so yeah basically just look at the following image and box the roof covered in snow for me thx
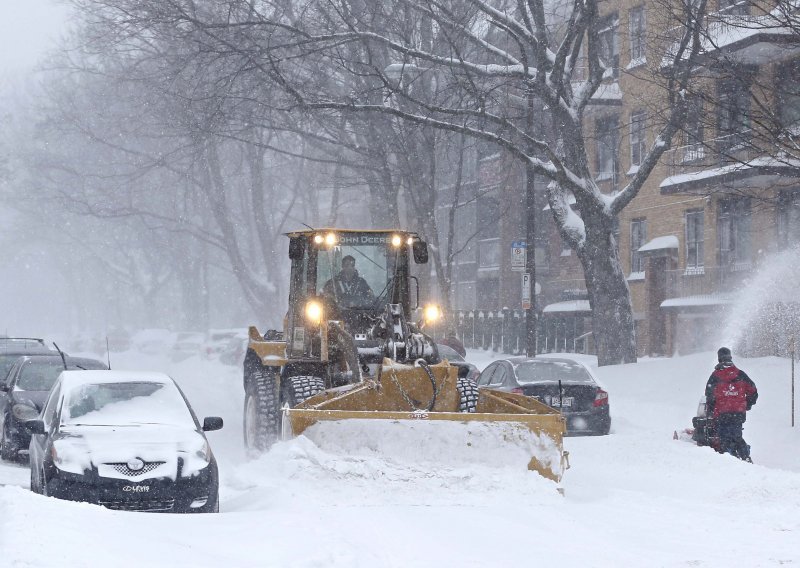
[59,370,174,389]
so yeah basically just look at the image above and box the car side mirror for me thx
[289,237,306,260]
[412,240,429,264]
[25,419,46,435]
[202,416,224,432]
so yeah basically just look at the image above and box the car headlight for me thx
[12,404,39,422]
[196,440,212,463]
[50,442,88,475]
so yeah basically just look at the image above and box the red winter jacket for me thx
[704,364,758,419]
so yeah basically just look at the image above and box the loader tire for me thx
[243,367,280,452]
[285,376,326,406]
[457,377,479,413]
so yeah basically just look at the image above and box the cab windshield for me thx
[316,238,398,309]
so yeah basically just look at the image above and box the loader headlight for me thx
[324,232,337,246]
[313,234,324,244]
[423,304,442,324]
[390,234,403,247]
[305,300,323,325]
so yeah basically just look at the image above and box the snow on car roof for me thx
[58,370,174,388]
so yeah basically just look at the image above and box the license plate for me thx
[122,485,151,493]
[549,396,573,408]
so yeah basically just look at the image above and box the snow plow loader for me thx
[243,229,568,482]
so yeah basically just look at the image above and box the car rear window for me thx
[437,345,465,361]
[514,360,595,384]
[63,381,196,427]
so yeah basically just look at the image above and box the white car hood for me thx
[53,424,209,479]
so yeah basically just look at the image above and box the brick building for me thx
[441,0,800,356]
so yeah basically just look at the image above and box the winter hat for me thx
[717,346,733,363]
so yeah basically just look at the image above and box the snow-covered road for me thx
[1,350,799,567]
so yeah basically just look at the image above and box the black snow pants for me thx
[716,413,750,460]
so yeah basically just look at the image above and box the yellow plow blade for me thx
[283,360,569,483]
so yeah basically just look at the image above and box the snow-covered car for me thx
[26,370,222,513]
[171,332,205,363]
[477,357,610,435]
[204,328,244,360]
[0,354,107,461]
[132,328,175,356]
[219,333,248,366]
[436,344,480,382]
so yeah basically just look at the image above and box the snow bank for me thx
[2,347,800,567]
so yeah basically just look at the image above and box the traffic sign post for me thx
[511,241,527,271]
[521,272,531,310]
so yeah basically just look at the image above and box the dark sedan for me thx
[0,338,53,383]
[436,344,480,382]
[27,370,222,513]
[477,357,610,435]
[0,354,107,461]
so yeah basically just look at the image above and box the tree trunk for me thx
[577,210,637,365]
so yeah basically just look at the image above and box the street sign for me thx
[522,272,531,310]
[511,241,527,271]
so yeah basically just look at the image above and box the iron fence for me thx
[452,310,595,356]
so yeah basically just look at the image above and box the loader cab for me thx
[286,230,428,358]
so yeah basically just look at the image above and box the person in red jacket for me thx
[704,347,758,462]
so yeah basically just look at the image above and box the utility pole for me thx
[525,84,537,358]
[791,335,795,428]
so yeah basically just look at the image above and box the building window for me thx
[630,218,647,273]
[777,189,800,249]
[596,115,619,184]
[478,238,501,269]
[718,0,750,15]
[629,6,646,63]
[630,110,647,170]
[779,61,800,131]
[717,78,750,152]
[684,96,705,161]
[718,197,752,270]
[456,280,477,310]
[685,210,705,272]
[598,14,620,80]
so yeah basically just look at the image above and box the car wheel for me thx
[456,377,479,413]
[0,420,18,462]
[243,366,280,452]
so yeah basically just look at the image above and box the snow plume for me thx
[720,245,800,356]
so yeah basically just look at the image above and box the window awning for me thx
[638,235,679,257]
[660,294,733,310]
[542,300,591,314]
[660,156,800,194]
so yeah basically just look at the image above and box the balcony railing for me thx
[665,263,752,299]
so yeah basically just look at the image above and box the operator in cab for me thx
[322,255,375,309]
